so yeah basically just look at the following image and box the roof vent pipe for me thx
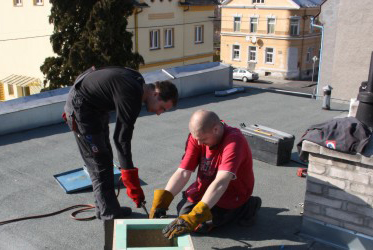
[356,51,373,128]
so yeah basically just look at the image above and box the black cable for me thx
[0,177,123,225]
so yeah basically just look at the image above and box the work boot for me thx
[113,207,132,219]
[238,196,261,227]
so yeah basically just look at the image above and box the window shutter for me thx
[150,31,152,48]
[194,26,197,42]
[157,29,160,48]
[172,28,174,47]
[163,29,166,47]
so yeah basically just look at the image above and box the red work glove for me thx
[62,112,67,122]
[121,168,145,208]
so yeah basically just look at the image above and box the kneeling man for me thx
[150,110,261,239]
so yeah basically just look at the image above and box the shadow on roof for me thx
[194,207,305,245]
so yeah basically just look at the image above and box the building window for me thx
[8,84,14,95]
[265,47,274,64]
[164,28,174,48]
[267,18,275,34]
[34,0,43,5]
[290,18,300,36]
[248,46,257,62]
[306,47,314,63]
[250,17,258,33]
[150,30,160,50]
[195,25,204,44]
[21,87,30,96]
[14,0,22,6]
[234,16,241,32]
[232,45,240,60]
[252,0,264,3]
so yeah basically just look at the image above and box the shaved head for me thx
[189,110,221,135]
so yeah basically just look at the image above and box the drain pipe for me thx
[310,16,324,100]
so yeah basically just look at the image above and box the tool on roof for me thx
[141,201,149,217]
[240,123,295,166]
[54,164,122,194]
[297,168,308,177]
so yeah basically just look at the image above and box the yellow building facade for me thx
[0,84,4,102]
[221,0,322,79]
[0,0,216,101]
[128,0,217,73]
[0,0,51,101]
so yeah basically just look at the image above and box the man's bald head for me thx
[189,110,221,135]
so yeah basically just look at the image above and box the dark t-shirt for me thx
[76,67,144,169]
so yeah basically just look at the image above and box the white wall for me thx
[0,0,54,80]
[320,0,373,102]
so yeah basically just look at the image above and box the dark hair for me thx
[154,80,179,107]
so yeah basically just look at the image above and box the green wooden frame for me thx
[113,219,194,250]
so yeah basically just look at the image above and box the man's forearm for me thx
[165,168,191,197]
[201,171,233,208]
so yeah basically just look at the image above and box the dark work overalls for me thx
[64,67,144,220]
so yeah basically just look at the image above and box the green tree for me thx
[41,0,144,90]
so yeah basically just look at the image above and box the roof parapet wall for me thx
[0,62,232,135]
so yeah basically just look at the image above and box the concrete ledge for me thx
[302,140,373,164]
[300,217,373,250]
[0,87,69,135]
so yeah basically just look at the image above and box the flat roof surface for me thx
[0,88,347,250]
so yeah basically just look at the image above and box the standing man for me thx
[64,66,178,220]
[149,110,261,239]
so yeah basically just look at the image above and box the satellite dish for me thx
[251,36,257,44]
[245,36,251,41]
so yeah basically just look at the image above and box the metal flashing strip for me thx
[244,85,313,99]
[162,69,176,79]
[300,217,373,250]
[221,6,300,10]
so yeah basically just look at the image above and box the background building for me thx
[318,0,373,102]
[220,0,323,80]
[0,0,217,101]
[0,0,53,101]
[128,0,217,73]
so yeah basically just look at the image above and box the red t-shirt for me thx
[179,124,254,209]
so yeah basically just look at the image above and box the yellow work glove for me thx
[149,190,174,219]
[162,201,212,239]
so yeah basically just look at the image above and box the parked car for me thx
[233,68,259,82]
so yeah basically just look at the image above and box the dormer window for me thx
[14,0,22,6]
[34,0,43,6]
[252,0,264,3]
